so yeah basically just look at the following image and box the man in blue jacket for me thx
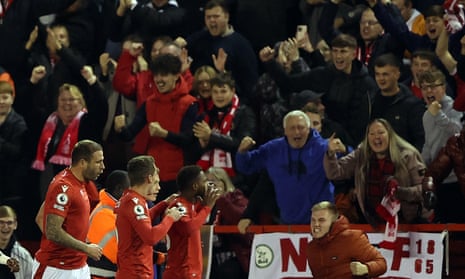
[236,110,335,232]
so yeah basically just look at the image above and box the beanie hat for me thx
[0,67,15,97]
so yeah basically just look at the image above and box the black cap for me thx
[289,90,324,110]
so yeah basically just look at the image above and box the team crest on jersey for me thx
[134,205,147,220]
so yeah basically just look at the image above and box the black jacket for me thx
[203,104,257,164]
[371,83,425,150]
[265,59,377,145]
[0,0,75,81]
[0,109,28,201]
[318,1,403,77]
[110,0,186,43]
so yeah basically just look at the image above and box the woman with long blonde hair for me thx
[205,167,251,279]
[324,118,431,225]
[30,66,108,201]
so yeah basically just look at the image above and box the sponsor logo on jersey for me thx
[134,205,148,220]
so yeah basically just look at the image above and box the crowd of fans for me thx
[2,0,465,277]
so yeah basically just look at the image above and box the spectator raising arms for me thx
[236,110,334,231]
[30,66,107,202]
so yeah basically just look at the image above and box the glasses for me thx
[420,83,444,91]
[360,20,379,26]
[0,220,15,227]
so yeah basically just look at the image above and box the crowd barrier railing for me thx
[213,223,465,234]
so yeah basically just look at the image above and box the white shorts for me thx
[32,259,90,279]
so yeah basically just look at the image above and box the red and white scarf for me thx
[197,95,239,177]
[376,176,401,249]
[0,0,13,18]
[32,110,86,171]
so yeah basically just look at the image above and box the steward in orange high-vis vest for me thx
[87,170,130,278]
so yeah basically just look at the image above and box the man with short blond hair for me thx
[307,201,387,279]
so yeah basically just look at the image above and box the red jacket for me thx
[113,50,194,106]
[453,73,465,112]
[113,51,196,162]
[426,128,465,197]
[143,77,196,181]
[307,215,387,279]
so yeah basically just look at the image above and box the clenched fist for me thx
[6,258,19,273]
[238,136,256,153]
